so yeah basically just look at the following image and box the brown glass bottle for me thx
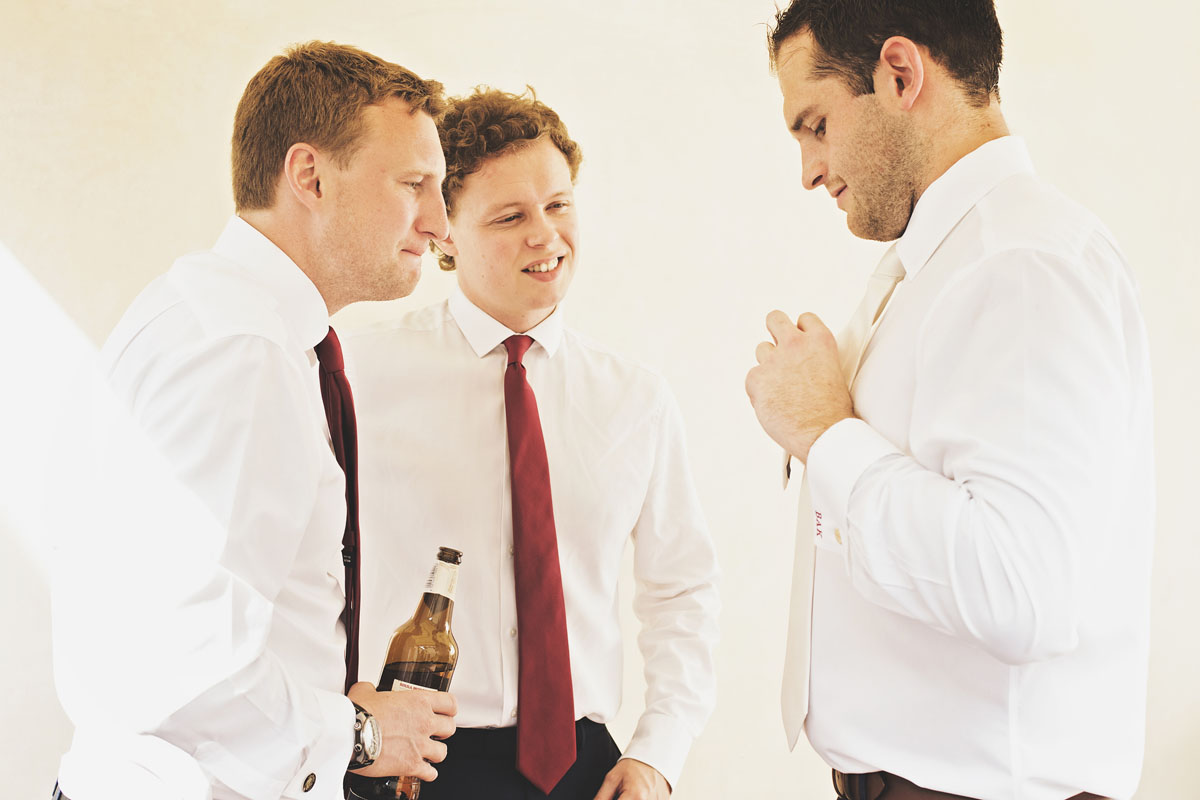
[346,547,462,800]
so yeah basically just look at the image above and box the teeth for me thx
[526,257,560,273]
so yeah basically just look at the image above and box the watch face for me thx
[363,713,381,760]
[351,705,380,767]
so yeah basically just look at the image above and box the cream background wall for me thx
[2,1,1197,797]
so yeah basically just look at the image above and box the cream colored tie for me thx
[781,245,905,749]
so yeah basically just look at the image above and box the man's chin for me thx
[847,211,908,243]
[370,268,421,303]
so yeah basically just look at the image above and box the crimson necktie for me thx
[503,335,576,793]
[315,327,361,695]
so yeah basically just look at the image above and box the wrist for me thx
[348,700,381,770]
[791,411,853,463]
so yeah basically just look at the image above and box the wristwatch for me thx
[349,702,381,769]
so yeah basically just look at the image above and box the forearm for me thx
[808,420,1080,663]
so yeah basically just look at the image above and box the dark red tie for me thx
[503,335,576,793]
[315,327,360,695]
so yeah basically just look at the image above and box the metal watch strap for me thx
[349,701,379,768]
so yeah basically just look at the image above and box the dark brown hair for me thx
[232,41,445,211]
[768,0,1003,107]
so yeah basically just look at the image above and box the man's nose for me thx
[802,147,827,191]
[525,212,558,247]
[418,193,449,241]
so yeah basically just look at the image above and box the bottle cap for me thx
[437,546,463,565]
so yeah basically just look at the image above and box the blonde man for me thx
[52,42,456,800]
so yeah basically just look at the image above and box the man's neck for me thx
[238,209,336,315]
[916,101,1010,201]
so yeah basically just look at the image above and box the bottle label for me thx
[392,679,437,693]
[424,561,458,600]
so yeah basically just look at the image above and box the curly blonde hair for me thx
[434,86,582,271]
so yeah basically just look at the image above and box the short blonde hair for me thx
[232,41,446,211]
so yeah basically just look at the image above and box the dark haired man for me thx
[51,42,456,799]
[745,2,1153,799]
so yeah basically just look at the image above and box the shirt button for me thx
[302,773,316,792]
[509,627,518,638]
[834,528,843,544]
[511,708,518,719]
[509,544,515,556]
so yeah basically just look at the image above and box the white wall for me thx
[2,1,1197,797]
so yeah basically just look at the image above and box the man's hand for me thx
[346,681,457,780]
[745,310,854,463]
[592,758,671,800]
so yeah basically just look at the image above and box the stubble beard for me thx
[847,104,923,243]
[322,220,422,308]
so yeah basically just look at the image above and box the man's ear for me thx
[876,36,925,111]
[282,142,323,210]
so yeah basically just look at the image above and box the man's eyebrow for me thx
[480,201,518,217]
[789,104,817,133]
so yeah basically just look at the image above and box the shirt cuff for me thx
[620,711,697,789]
[807,418,901,537]
[58,731,213,800]
[280,691,356,799]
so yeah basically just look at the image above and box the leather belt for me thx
[832,770,1109,800]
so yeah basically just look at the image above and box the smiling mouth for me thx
[523,257,562,274]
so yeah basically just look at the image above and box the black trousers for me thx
[420,718,621,800]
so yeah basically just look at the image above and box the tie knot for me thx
[873,246,906,281]
[504,334,533,367]
[315,327,344,372]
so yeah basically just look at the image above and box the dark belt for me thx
[832,769,1109,800]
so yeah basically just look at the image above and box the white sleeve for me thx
[620,383,720,787]
[807,246,1138,665]
[52,333,353,800]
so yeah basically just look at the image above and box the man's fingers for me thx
[411,760,438,782]
[754,341,775,364]
[591,771,621,800]
[795,311,828,333]
[430,714,456,740]
[764,309,793,340]
[429,691,457,715]
[422,738,448,764]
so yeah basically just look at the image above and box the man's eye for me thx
[496,214,519,224]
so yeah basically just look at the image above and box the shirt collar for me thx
[895,136,1035,278]
[211,215,330,351]
[448,286,565,360]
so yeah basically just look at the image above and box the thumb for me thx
[591,770,623,800]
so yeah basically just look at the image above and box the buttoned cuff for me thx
[620,712,697,789]
[280,691,356,799]
[807,418,901,542]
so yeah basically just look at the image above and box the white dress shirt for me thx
[53,216,355,800]
[344,289,720,787]
[802,137,1154,800]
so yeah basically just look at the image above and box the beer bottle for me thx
[347,546,462,800]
